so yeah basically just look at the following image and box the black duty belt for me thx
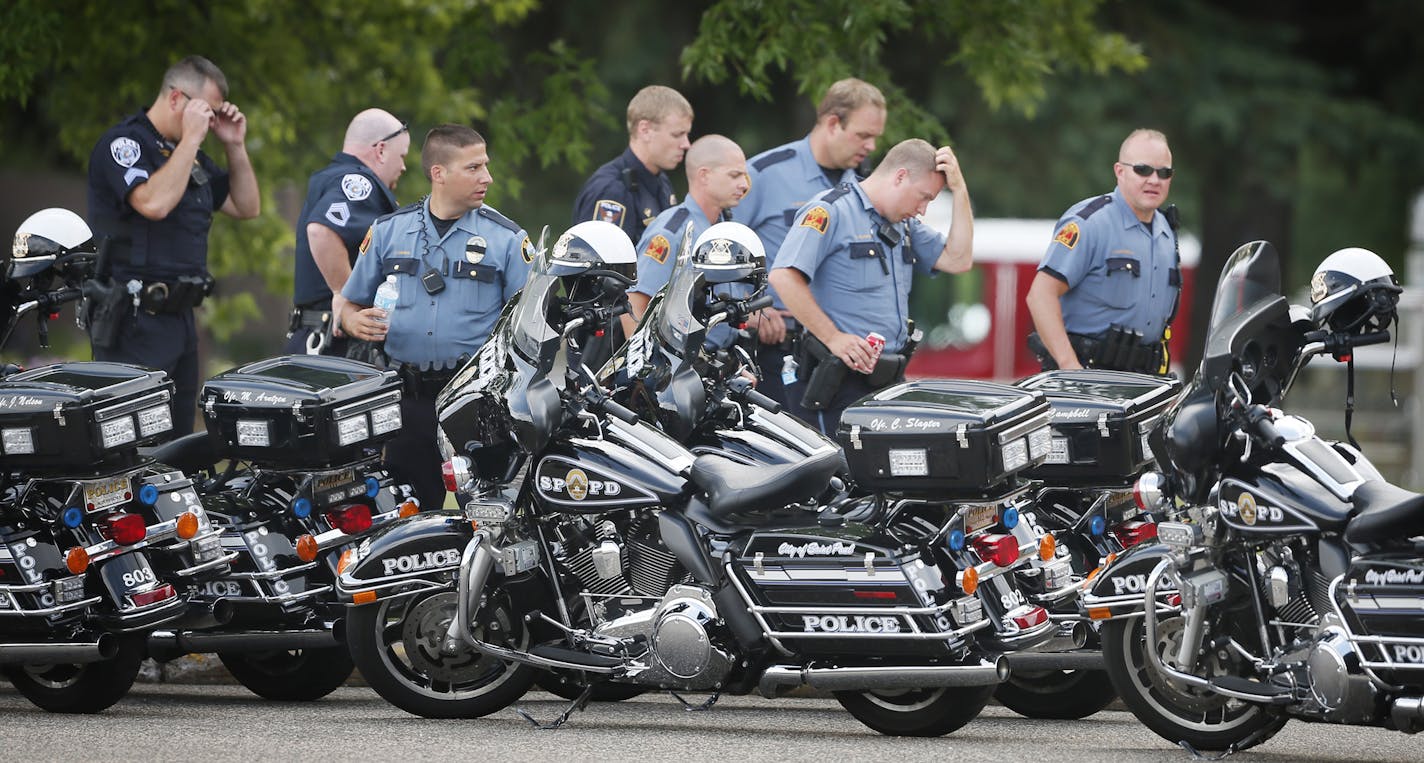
[288,305,333,334]
[128,274,215,315]
[1067,329,1165,375]
[394,363,460,400]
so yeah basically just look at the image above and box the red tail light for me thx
[852,590,898,600]
[326,504,373,535]
[131,583,176,607]
[1011,605,1049,629]
[1112,519,1158,548]
[971,533,1019,568]
[106,513,147,545]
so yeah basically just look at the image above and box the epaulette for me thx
[821,183,853,204]
[478,205,523,233]
[1076,194,1114,220]
[664,207,691,236]
[375,201,422,225]
[752,147,797,172]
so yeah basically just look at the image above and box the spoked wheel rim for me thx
[16,663,86,690]
[1120,615,1265,733]
[374,591,528,700]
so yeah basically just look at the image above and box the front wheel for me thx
[346,589,536,718]
[835,684,995,737]
[994,668,1117,719]
[2,634,145,714]
[219,647,354,701]
[1101,615,1287,752]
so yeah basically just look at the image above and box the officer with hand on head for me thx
[623,134,749,335]
[342,124,533,510]
[733,78,886,404]
[286,109,408,357]
[86,55,260,436]
[769,139,973,435]
[1026,128,1179,375]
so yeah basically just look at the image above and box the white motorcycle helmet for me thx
[1308,247,1402,334]
[549,220,637,305]
[691,221,766,284]
[8,208,95,279]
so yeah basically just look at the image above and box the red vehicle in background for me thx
[907,211,1199,381]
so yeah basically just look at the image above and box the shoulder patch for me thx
[644,235,671,264]
[665,207,691,236]
[1054,222,1080,250]
[752,147,797,172]
[821,183,853,204]
[358,225,374,255]
[110,137,142,168]
[521,235,534,264]
[341,173,373,201]
[594,199,626,227]
[1077,195,1113,220]
[478,205,522,233]
[800,205,830,235]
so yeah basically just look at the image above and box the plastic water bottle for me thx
[373,275,399,325]
[781,353,799,387]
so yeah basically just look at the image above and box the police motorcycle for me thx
[339,220,1065,736]
[0,209,230,713]
[986,369,1180,719]
[144,353,418,701]
[1093,240,1424,752]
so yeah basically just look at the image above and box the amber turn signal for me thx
[175,511,200,540]
[397,500,420,519]
[295,534,319,562]
[957,566,979,596]
[1038,533,1056,562]
[65,546,90,575]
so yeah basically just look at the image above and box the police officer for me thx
[86,55,260,436]
[571,85,692,242]
[769,139,973,434]
[342,125,533,510]
[623,135,748,334]
[286,109,409,357]
[733,78,886,404]
[1026,129,1179,374]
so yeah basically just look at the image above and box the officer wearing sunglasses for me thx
[1026,128,1180,375]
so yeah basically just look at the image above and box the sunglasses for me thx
[1119,162,1174,180]
[372,121,409,147]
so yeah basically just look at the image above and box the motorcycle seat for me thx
[143,431,219,474]
[1345,480,1424,544]
[690,450,841,518]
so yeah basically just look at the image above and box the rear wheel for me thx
[2,634,145,714]
[835,684,995,737]
[994,668,1117,719]
[219,647,354,701]
[347,589,536,718]
[1101,615,1287,752]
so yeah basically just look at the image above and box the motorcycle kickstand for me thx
[515,683,595,730]
[669,691,720,712]
[1177,720,1277,762]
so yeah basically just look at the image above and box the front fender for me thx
[336,511,470,606]
[1080,542,1180,621]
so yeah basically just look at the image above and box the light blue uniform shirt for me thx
[631,197,719,298]
[733,136,858,308]
[1039,188,1179,341]
[344,199,532,369]
[775,183,945,352]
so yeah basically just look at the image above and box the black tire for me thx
[1,634,145,714]
[536,671,647,701]
[218,646,354,701]
[835,684,996,737]
[1101,616,1287,752]
[346,589,536,718]
[994,668,1117,719]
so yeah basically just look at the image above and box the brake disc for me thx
[400,592,492,683]
[1144,616,1233,713]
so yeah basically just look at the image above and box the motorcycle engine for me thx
[591,584,735,690]
[550,512,689,597]
[1307,620,1377,722]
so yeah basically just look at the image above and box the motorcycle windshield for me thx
[510,248,563,367]
[1198,240,1289,390]
[656,246,708,356]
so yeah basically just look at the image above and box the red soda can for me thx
[866,331,886,367]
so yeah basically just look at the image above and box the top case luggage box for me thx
[1014,369,1181,482]
[0,362,175,474]
[200,355,401,467]
[835,379,1053,496]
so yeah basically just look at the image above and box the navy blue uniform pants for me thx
[385,394,446,511]
[92,310,200,436]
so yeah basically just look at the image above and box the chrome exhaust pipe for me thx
[1391,697,1424,734]
[147,627,339,654]
[758,656,1010,698]
[0,633,118,665]
[1005,621,1100,670]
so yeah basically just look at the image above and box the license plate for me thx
[315,468,356,494]
[964,503,997,534]
[84,476,131,512]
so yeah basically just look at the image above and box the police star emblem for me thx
[800,205,830,235]
[1054,222,1080,249]
[465,235,487,264]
